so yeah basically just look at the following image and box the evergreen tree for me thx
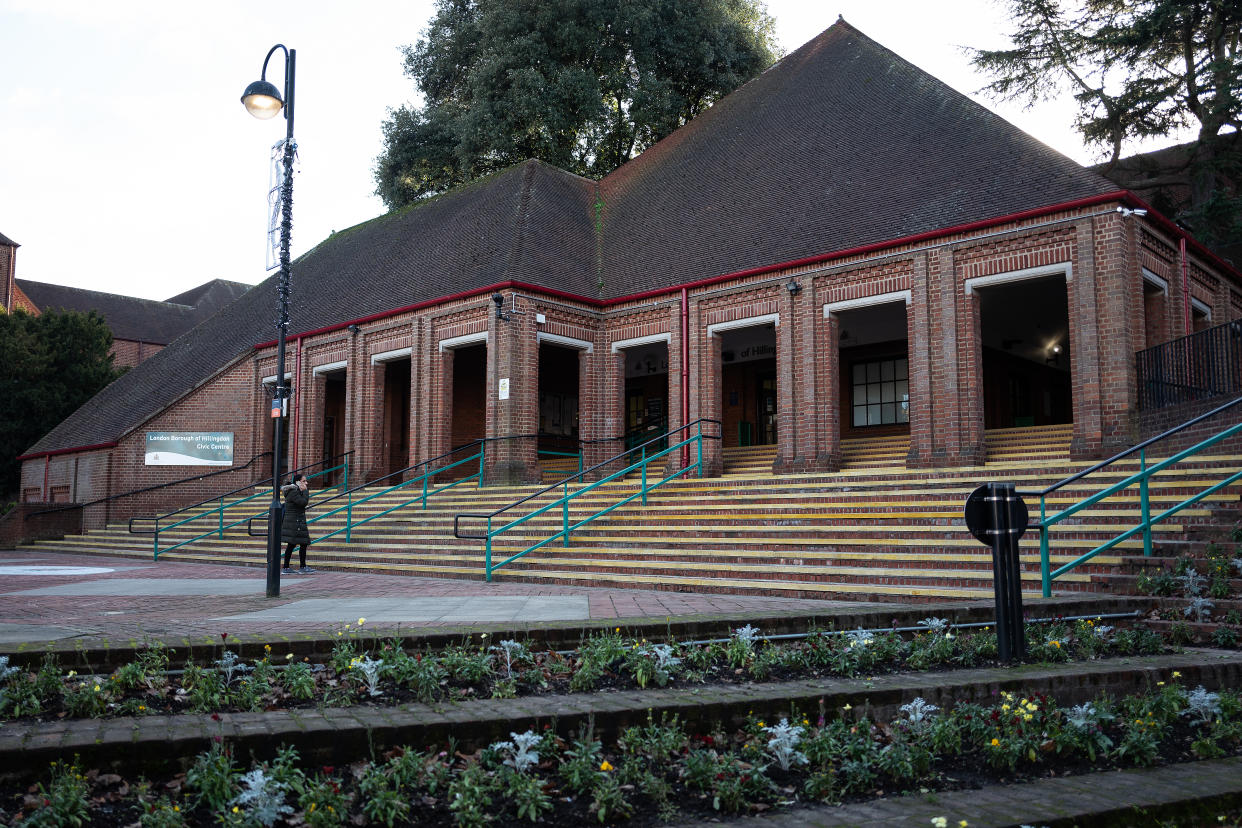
[374,0,779,208]
[0,309,123,499]
[971,0,1241,244]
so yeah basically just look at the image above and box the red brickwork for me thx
[20,204,1242,514]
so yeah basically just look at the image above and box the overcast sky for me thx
[0,1,1191,301]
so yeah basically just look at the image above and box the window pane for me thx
[897,405,909,423]
[895,358,908,380]
[853,406,866,427]
[881,361,894,381]
[895,380,908,401]
[881,383,894,403]
[867,385,881,403]
[868,404,881,425]
[867,363,881,382]
[853,364,865,383]
[882,403,895,424]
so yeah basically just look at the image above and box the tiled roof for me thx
[24,21,1123,456]
[24,160,597,454]
[597,20,1116,297]
[165,279,252,313]
[0,231,18,247]
[16,280,202,344]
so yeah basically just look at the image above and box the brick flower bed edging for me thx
[2,648,1238,785]
[0,594,1147,673]
[717,756,1242,828]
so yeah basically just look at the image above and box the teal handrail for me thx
[151,458,350,559]
[454,419,721,581]
[245,440,488,544]
[1022,395,1242,597]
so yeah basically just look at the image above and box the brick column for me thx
[694,321,724,477]
[773,284,798,472]
[407,317,426,470]
[906,254,933,467]
[817,311,843,471]
[1070,219,1105,459]
[1092,212,1141,454]
[925,247,984,466]
[343,330,362,478]
[303,373,327,481]
[486,295,539,484]
[435,347,455,464]
[959,285,986,465]
[582,345,623,476]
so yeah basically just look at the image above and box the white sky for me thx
[0,0,1193,301]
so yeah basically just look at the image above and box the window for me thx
[852,358,909,426]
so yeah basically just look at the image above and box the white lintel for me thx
[964,262,1073,295]
[610,332,671,353]
[537,332,594,352]
[1191,297,1213,319]
[261,372,293,384]
[706,312,779,337]
[439,331,488,351]
[823,289,912,318]
[311,360,348,376]
[370,347,412,365]
[1142,267,1169,295]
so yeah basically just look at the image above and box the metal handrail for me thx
[1022,394,1242,597]
[129,450,353,534]
[247,440,487,542]
[1018,395,1242,498]
[454,419,722,581]
[25,451,273,520]
[146,458,351,559]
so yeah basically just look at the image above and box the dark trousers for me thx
[283,543,308,568]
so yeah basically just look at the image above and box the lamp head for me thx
[241,79,284,119]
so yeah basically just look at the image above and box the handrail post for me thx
[153,519,160,561]
[218,496,224,539]
[1039,496,1050,598]
[479,442,486,487]
[1140,449,1152,557]
[641,446,648,506]
[485,517,493,581]
[422,473,429,510]
[563,481,570,547]
[696,422,703,477]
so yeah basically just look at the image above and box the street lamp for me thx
[242,44,296,598]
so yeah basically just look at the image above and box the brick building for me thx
[14,277,250,369]
[16,21,1242,521]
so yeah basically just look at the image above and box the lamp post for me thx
[242,44,296,598]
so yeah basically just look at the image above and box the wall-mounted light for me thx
[493,293,511,322]
[1116,206,1148,218]
[1045,343,1062,365]
[786,278,802,295]
[347,324,359,335]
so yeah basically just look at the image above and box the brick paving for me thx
[0,548,881,642]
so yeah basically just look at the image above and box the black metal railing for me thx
[1137,319,1242,410]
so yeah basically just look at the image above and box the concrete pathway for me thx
[0,548,883,643]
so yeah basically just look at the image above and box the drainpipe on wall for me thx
[681,287,689,468]
[1180,237,1191,334]
[292,336,303,470]
[42,455,49,501]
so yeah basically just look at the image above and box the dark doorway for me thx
[719,325,777,447]
[538,344,580,455]
[451,344,487,449]
[322,373,346,484]
[382,359,411,476]
[977,276,1072,428]
[621,341,669,450]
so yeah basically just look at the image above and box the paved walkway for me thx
[0,548,879,643]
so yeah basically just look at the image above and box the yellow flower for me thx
[286,653,294,660]
[173,806,180,812]
[842,703,852,711]
[232,806,240,813]
[932,818,948,828]
[600,760,613,772]
[990,738,999,746]
[614,627,620,632]
[1172,671,1182,678]
[1023,714,1033,721]
[1157,681,1165,686]
[309,803,317,813]
[1052,640,1061,648]
[1001,705,1010,712]
[264,644,271,652]
[93,685,100,692]
[959,822,969,827]
[358,617,366,626]
[757,721,765,728]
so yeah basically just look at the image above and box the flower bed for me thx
[4,677,1239,827]
[0,618,1165,722]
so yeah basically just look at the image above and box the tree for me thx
[0,309,124,498]
[374,0,780,208]
[971,0,1242,244]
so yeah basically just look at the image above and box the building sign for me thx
[145,432,234,466]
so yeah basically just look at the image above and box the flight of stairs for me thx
[24,425,1242,602]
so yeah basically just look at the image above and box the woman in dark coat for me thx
[281,473,314,573]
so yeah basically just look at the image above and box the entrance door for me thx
[757,374,777,445]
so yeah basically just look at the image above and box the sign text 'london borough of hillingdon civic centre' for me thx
[144,432,234,466]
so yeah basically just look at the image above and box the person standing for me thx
[281,473,315,574]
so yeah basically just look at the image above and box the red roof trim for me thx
[252,190,1240,350]
[18,442,118,462]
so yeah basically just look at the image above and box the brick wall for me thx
[0,502,83,547]
[110,339,164,369]
[20,202,1242,517]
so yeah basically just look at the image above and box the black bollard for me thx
[964,482,1028,662]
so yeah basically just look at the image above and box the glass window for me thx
[851,358,910,428]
